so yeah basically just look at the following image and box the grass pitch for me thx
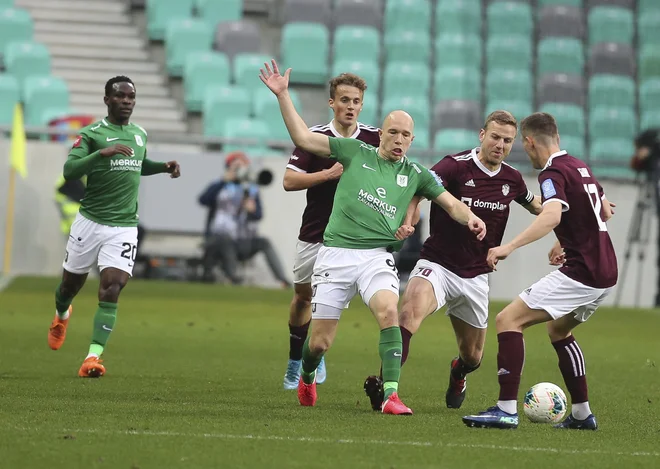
[1,276,659,469]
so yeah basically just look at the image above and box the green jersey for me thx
[64,118,168,227]
[324,137,446,251]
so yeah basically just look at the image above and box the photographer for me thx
[198,151,290,287]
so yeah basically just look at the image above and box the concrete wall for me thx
[0,140,657,307]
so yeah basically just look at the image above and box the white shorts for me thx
[311,245,400,319]
[292,240,321,284]
[519,270,612,322]
[410,259,490,329]
[63,213,138,276]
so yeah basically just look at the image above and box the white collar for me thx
[542,150,567,170]
[471,147,501,177]
[329,119,361,139]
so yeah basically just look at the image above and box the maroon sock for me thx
[497,331,525,401]
[288,321,310,360]
[552,335,589,403]
[451,356,481,380]
[379,326,413,379]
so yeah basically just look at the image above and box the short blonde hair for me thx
[483,110,518,131]
[328,73,367,99]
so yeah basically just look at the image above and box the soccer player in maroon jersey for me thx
[463,112,618,430]
[364,111,542,410]
[281,73,381,389]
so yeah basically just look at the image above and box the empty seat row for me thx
[0,74,70,126]
[147,0,242,40]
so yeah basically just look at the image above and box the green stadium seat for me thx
[223,118,271,155]
[281,22,329,85]
[538,0,582,6]
[0,8,33,55]
[0,74,19,126]
[435,33,481,69]
[434,66,481,102]
[332,60,380,96]
[640,0,660,14]
[590,166,636,181]
[436,0,482,36]
[165,18,213,77]
[384,30,431,64]
[483,100,532,123]
[147,0,194,41]
[253,87,302,141]
[589,106,636,142]
[183,51,230,112]
[4,41,50,82]
[559,135,585,157]
[639,79,660,115]
[385,0,431,35]
[194,0,242,28]
[433,128,475,153]
[486,35,532,73]
[539,103,585,138]
[588,74,635,110]
[537,38,584,76]
[382,62,430,99]
[410,126,430,150]
[588,7,634,46]
[486,69,533,103]
[202,85,251,137]
[0,0,15,8]
[639,45,660,81]
[233,53,272,92]
[640,110,660,130]
[381,95,430,131]
[22,75,69,126]
[590,138,636,180]
[487,2,532,38]
[333,25,380,63]
[638,12,660,46]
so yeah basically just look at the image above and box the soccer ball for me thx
[523,382,567,423]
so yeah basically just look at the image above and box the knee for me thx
[398,299,425,333]
[547,322,571,343]
[99,279,127,302]
[292,290,312,312]
[458,343,484,368]
[495,310,513,332]
[308,334,331,356]
[375,303,399,329]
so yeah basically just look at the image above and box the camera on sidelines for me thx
[631,128,660,174]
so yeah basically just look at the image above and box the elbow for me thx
[282,179,294,192]
[62,163,75,181]
[547,211,562,228]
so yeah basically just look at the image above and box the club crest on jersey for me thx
[502,184,510,196]
[396,175,408,187]
[134,135,144,147]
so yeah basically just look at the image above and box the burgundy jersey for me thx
[286,121,381,243]
[538,151,618,288]
[420,148,535,278]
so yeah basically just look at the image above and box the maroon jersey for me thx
[538,151,618,288]
[420,148,535,278]
[286,121,381,243]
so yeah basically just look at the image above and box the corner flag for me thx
[10,103,27,179]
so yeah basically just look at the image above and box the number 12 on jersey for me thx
[583,183,608,232]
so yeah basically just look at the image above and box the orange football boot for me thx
[78,356,106,378]
[48,306,72,350]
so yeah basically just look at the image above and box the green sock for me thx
[301,337,323,384]
[55,282,73,317]
[379,326,403,400]
[88,301,118,357]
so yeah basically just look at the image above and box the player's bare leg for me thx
[49,269,88,350]
[298,317,339,406]
[547,315,597,429]
[79,267,129,378]
[446,316,486,408]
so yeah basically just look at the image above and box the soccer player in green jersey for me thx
[260,59,487,414]
[47,76,181,377]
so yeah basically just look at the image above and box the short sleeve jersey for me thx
[286,121,380,244]
[68,119,148,227]
[420,148,534,278]
[538,151,618,288]
[323,138,445,251]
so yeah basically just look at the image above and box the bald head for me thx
[382,110,414,133]
[378,110,415,161]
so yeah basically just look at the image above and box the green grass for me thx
[1,276,659,469]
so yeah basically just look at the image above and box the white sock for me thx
[85,353,99,360]
[497,400,517,414]
[572,402,592,420]
[56,309,70,320]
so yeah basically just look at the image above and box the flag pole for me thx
[3,166,16,274]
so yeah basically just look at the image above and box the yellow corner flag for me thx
[10,102,27,179]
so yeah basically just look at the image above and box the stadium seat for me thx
[334,0,382,30]
[382,62,430,99]
[408,126,430,152]
[0,0,14,7]
[332,60,380,96]
[588,74,635,109]
[589,43,634,77]
[381,95,430,131]
[435,33,481,69]
[4,41,50,82]
[639,0,660,13]
[539,103,585,138]
[486,2,532,38]
[147,0,194,41]
[183,51,230,112]
[640,46,660,81]
[432,100,481,133]
[640,110,660,130]
[483,100,532,123]
[537,6,584,39]
[558,135,585,157]
[202,85,251,137]
[0,8,33,55]
[588,7,634,46]
[384,30,430,64]
[589,106,636,141]
[538,0,583,6]
[486,69,532,103]
[590,138,636,180]
[436,0,481,36]
[433,128,475,154]
[194,0,241,28]
[281,0,331,26]
[223,118,272,155]
[333,25,380,64]
[638,12,660,46]
[281,22,329,85]
[253,87,302,141]
[434,66,481,103]
[486,35,532,73]
[586,0,633,8]
[537,73,585,106]
[385,0,431,35]
[214,20,261,58]
[0,74,19,126]
[233,53,272,92]
[165,18,213,77]
[639,79,660,115]
[22,75,70,126]
[537,38,584,76]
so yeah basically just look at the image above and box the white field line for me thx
[13,426,660,458]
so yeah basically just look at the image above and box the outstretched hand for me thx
[259,59,292,97]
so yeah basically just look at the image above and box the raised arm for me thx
[259,60,331,157]
[433,191,486,240]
